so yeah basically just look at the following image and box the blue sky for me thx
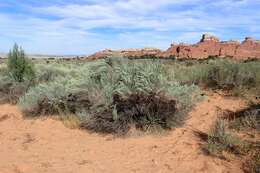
[0,0,260,55]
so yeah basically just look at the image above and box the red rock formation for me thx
[121,48,161,57]
[87,48,162,60]
[87,49,115,60]
[86,34,260,60]
[162,34,260,60]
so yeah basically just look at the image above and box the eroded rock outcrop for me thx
[161,34,260,59]
[86,34,260,60]
[87,48,162,60]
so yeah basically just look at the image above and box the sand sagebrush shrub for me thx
[0,74,31,104]
[206,120,241,155]
[0,64,7,75]
[36,64,67,83]
[19,77,77,116]
[224,106,260,173]
[80,92,178,134]
[169,59,260,92]
[227,104,260,131]
[78,61,201,134]
[205,60,259,89]
[7,44,35,82]
[35,62,89,83]
[0,75,12,103]
[19,60,202,134]
[18,60,108,116]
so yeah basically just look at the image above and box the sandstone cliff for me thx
[161,34,260,59]
[87,34,260,60]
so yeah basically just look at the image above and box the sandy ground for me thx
[0,93,246,173]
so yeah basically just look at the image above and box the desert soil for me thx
[0,92,246,173]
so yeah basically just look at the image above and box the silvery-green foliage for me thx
[19,58,202,118]
[0,75,12,90]
[19,76,78,113]
[168,59,260,91]
[112,62,166,94]
[167,83,202,111]
[0,64,7,75]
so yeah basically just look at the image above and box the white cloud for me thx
[0,0,259,54]
[32,0,260,31]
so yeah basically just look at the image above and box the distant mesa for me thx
[86,34,260,60]
[87,48,162,60]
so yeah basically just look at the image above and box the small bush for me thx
[169,59,260,93]
[18,77,77,116]
[220,106,260,173]
[36,64,67,83]
[227,104,260,131]
[78,61,201,134]
[7,43,35,82]
[0,63,7,75]
[204,110,259,172]
[206,120,241,155]
[80,92,177,134]
[0,75,31,104]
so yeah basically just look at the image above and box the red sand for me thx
[0,92,246,173]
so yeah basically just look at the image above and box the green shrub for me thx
[35,63,69,83]
[19,60,202,134]
[206,120,241,155]
[80,92,178,134]
[0,44,35,104]
[169,59,260,95]
[18,77,78,116]
[221,106,260,173]
[228,104,260,131]
[7,43,35,82]
[0,73,31,104]
[0,63,7,75]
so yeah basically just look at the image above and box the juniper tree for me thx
[7,43,35,82]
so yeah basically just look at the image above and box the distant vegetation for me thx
[168,57,260,94]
